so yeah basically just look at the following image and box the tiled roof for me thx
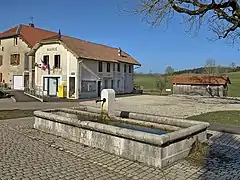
[38,34,140,65]
[172,75,231,85]
[1,24,140,65]
[0,24,57,47]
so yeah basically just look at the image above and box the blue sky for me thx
[0,0,239,73]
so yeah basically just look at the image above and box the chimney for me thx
[58,29,61,40]
[29,17,35,27]
[118,47,122,57]
[29,23,35,28]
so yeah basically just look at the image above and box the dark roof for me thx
[172,75,231,85]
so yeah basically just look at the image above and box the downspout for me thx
[77,60,83,99]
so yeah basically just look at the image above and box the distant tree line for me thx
[135,65,240,76]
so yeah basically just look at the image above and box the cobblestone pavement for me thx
[1,118,240,180]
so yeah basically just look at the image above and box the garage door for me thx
[13,76,23,90]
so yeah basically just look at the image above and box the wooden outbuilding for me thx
[172,75,231,97]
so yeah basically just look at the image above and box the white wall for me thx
[34,43,135,98]
[82,59,134,94]
[34,43,78,95]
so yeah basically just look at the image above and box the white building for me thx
[0,24,57,90]
[28,33,141,99]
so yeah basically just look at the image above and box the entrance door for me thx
[97,81,101,97]
[13,76,23,90]
[69,77,75,98]
[48,78,57,96]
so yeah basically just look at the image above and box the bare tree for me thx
[165,66,174,75]
[205,59,216,75]
[136,0,240,43]
[230,62,236,68]
[155,76,167,94]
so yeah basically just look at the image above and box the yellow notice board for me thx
[57,81,67,98]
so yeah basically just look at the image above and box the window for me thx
[32,56,35,70]
[113,63,115,71]
[117,80,120,88]
[117,63,120,72]
[98,62,102,72]
[81,81,97,92]
[111,80,114,89]
[24,54,29,70]
[43,55,49,65]
[43,77,48,91]
[0,73,2,82]
[14,37,18,46]
[1,47,4,51]
[104,79,108,89]
[0,40,1,45]
[10,54,20,66]
[107,62,110,72]
[124,64,127,73]
[54,55,61,68]
[129,65,132,73]
[0,55,2,66]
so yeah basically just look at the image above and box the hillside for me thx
[134,72,240,97]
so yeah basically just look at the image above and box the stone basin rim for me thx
[33,110,209,147]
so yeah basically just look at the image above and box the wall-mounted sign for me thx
[47,47,57,51]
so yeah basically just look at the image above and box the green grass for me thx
[227,72,240,97]
[134,72,240,97]
[187,110,240,125]
[0,109,34,120]
[134,74,173,94]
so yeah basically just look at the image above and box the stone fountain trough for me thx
[33,89,209,168]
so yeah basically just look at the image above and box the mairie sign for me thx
[47,47,57,51]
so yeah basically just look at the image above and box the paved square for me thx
[1,95,240,179]
[0,117,240,180]
[81,95,240,118]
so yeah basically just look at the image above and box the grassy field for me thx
[134,72,240,97]
[187,110,240,125]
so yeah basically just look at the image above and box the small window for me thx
[98,62,102,72]
[1,47,4,51]
[43,77,48,91]
[54,55,61,68]
[117,63,120,72]
[107,62,110,72]
[124,64,127,73]
[43,55,49,65]
[117,80,120,88]
[14,37,18,46]
[0,73,2,82]
[111,80,114,89]
[0,55,3,66]
[0,40,1,45]
[113,63,115,71]
[10,54,20,66]
[104,79,108,89]
[129,65,132,73]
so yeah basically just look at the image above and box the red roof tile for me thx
[1,24,140,65]
[0,25,57,47]
[172,75,231,85]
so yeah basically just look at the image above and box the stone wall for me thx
[173,84,227,97]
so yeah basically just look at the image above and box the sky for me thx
[0,0,239,73]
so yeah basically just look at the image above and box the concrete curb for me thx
[24,92,43,102]
[11,96,16,103]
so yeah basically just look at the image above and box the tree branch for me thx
[138,0,240,42]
